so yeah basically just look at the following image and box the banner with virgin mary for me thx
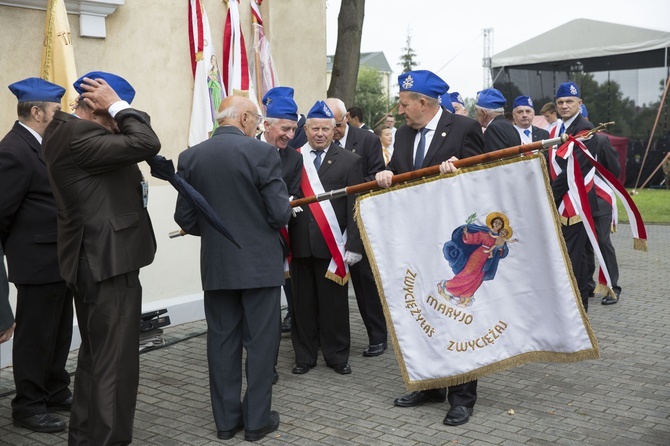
[356,154,599,390]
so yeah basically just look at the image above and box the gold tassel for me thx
[633,238,648,252]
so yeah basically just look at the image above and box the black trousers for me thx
[562,222,590,312]
[12,281,72,419]
[204,287,279,432]
[586,209,620,292]
[350,252,387,345]
[291,257,350,367]
[69,264,142,446]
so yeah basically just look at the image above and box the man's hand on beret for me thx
[79,77,123,113]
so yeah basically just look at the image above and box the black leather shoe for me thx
[13,412,66,433]
[393,389,447,407]
[363,342,387,357]
[273,369,279,384]
[602,287,620,305]
[217,424,243,440]
[292,363,315,374]
[281,316,292,333]
[245,410,279,441]
[443,405,473,426]
[332,363,352,375]
[47,395,73,412]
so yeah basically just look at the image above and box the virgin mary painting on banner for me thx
[356,154,599,390]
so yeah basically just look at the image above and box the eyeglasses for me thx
[245,111,263,126]
[334,118,346,128]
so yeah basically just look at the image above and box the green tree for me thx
[398,30,418,73]
[353,67,390,128]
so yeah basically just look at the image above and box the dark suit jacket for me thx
[257,134,303,197]
[531,125,550,142]
[0,247,12,332]
[0,122,62,284]
[484,115,521,151]
[175,126,291,290]
[342,124,385,182]
[42,109,160,287]
[388,111,486,174]
[289,144,364,258]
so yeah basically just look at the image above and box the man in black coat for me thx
[326,97,388,356]
[474,88,521,151]
[511,95,550,144]
[0,78,73,433]
[0,246,13,344]
[376,70,487,427]
[289,101,364,376]
[43,72,161,445]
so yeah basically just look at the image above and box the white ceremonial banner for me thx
[356,154,599,390]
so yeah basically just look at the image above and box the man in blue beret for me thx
[450,92,468,116]
[375,70,488,427]
[474,87,521,151]
[325,97,387,357]
[511,95,549,145]
[289,101,364,377]
[176,94,290,441]
[42,72,161,445]
[0,77,73,433]
[259,86,303,380]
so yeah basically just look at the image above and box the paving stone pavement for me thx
[0,223,668,445]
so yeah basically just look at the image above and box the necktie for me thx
[524,129,531,138]
[312,150,323,170]
[559,123,565,135]
[334,140,342,147]
[414,128,429,170]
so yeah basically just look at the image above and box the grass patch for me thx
[618,188,670,224]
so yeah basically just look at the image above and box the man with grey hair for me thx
[474,88,521,151]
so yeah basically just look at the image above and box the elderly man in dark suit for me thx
[175,94,291,442]
[511,96,550,144]
[325,97,388,357]
[43,72,161,446]
[474,88,521,152]
[289,101,364,376]
[0,78,73,433]
[376,70,488,427]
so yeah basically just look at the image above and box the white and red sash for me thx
[298,146,349,285]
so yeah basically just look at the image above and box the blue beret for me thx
[306,100,333,119]
[475,88,506,109]
[450,92,465,106]
[8,77,65,103]
[513,96,533,109]
[74,71,136,104]
[580,104,588,118]
[398,70,449,104]
[262,86,298,121]
[443,99,455,113]
[555,82,579,99]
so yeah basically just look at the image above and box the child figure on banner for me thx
[437,212,515,308]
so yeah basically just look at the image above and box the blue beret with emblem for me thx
[398,70,449,104]
[306,100,333,119]
[8,77,65,103]
[450,92,465,106]
[580,104,588,118]
[555,82,580,99]
[74,71,136,104]
[263,86,298,121]
[475,88,506,109]
[513,95,533,109]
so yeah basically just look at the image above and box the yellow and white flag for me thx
[41,0,78,112]
[356,154,599,390]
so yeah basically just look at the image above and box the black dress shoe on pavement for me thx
[332,363,352,375]
[13,412,66,433]
[281,316,292,333]
[443,405,473,426]
[363,342,387,357]
[602,287,621,305]
[393,389,447,407]
[217,424,244,440]
[47,395,73,412]
[292,363,315,374]
[244,410,279,441]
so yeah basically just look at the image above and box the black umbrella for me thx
[147,155,241,249]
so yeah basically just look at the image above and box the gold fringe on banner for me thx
[634,238,648,252]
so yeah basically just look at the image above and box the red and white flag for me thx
[249,0,280,103]
[188,0,225,147]
[222,0,256,103]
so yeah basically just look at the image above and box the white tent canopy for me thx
[492,18,670,68]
